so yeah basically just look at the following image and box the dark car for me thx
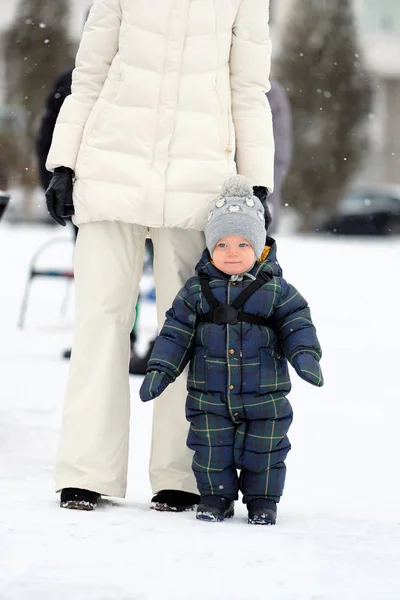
[318,186,400,235]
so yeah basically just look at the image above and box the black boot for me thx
[151,490,200,512]
[129,340,155,376]
[196,496,235,522]
[60,488,100,511]
[247,498,277,525]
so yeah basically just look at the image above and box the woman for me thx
[45,0,275,511]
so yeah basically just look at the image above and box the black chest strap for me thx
[197,272,272,326]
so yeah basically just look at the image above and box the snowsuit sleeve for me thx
[230,0,275,192]
[272,279,322,364]
[46,0,121,172]
[147,282,197,381]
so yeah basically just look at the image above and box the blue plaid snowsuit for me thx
[147,240,322,503]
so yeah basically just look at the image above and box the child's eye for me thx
[218,243,227,248]
[239,243,248,247]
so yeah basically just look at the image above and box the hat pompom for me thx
[221,175,253,199]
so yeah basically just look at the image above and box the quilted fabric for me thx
[147,238,323,501]
[46,0,274,228]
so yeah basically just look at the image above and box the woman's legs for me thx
[149,227,205,495]
[55,221,146,497]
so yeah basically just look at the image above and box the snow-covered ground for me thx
[1,222,400,600]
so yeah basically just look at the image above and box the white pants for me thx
[55,222,205,497]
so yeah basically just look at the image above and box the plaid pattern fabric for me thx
[148,239,322,502]
[186,399,293,503]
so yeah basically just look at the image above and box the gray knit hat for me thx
[205,175,267,259]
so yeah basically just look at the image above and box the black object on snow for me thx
[60,488,100,511]
[247,498,277,525]
[196,496,235,522]
[129,340,156,376]
[151,490,200,512]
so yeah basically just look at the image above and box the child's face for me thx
[212,235,256,275]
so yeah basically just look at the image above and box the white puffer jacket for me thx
[46,0,274,229]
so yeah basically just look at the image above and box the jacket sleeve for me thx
[36,70,72,190]
[272,278,322,364]
[46,0,121,172]
[147,282,197,380]
[230,0,275,192]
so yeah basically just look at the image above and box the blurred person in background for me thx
[35,5,91,230]
[266,80,292,231]
[44,0,275,512]
[0,155,9,191]
[0,155,10,221]
[36,70,74,204]
[129,78,292,375]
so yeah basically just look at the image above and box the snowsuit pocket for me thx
[205,356,228,394]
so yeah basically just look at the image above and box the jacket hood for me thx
[196,236,282,280]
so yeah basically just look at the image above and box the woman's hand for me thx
[253,186,272,231]
[45,167,75,226]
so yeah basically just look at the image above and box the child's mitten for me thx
[292,353,324,387]
[140,371,173,402]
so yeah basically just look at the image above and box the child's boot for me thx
[196,496,235,522]
[247,498,277,525]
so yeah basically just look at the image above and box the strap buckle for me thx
[211,304,239,325]
[259,271,272,282]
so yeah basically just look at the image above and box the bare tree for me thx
[275,0,373,231]
[2,0,74,216]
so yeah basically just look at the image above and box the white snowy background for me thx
[1,221,400,599]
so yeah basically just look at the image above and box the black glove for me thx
[45,166,75,226]
[253,186,268,204]
[292,353,324,387]
[253,186,272,231]
[140,371,173,402]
